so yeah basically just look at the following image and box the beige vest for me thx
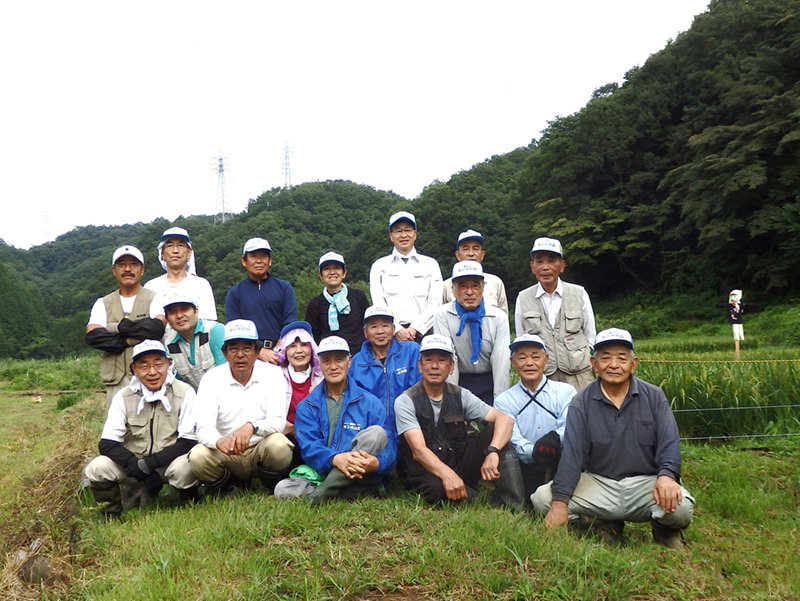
[120,380,191,457]
[516,282,591,375]
[167,321,217,391]
[99,288,156,386]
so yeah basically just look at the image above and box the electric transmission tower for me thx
[282,142,292,189]
[212,152,228,224]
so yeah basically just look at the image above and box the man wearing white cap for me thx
[85,340,198,516]
[275,336,396,503]
[442,229,508,313]
[163,291,226,391]
[369,211,443,343]
[86,245,166,402]
[433,260,510,404]
[533,328,694,548]
[305,251,368,354]
[493,334,576,507]
[144,226,218,324]
[225,237,298,363]
[515,237,596,392]
[394,334,517,505]
[189,319,294,494]
[349,306,421,431]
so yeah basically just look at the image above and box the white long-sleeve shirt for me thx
[369,247,443,334]
[195,360,288,448]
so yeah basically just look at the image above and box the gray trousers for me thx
[532,473,694,529]
[274,425,387,500]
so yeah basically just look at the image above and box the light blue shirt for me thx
[493,377,575,463]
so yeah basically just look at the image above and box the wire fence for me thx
[636,356,800,443]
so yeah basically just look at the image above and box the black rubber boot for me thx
[90,481,123,517]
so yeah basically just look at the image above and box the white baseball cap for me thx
[242,237,272,255]
[456,229,484,247]
[224,319,259,342]
[162,290,198,311]
[160,226,191,244]
[451,260,484,281]
[111,245,145,266]
[509,333,547,353]
[363,306,394,324]
[388,211,416,230]
[131,339,168,362]
[530,237,563,257]
[419,334,455,356]
[318,251,346,269]
[317,336,351,355]
[594,328,634,351]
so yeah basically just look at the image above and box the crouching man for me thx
[189,319,294,494]
[85,340,198,517]
[532,328,694,547]
[394,334,517,505]
[275,336,396,503]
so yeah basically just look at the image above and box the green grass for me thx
[1,336,799,600]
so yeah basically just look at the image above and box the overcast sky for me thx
[0,1,710,249]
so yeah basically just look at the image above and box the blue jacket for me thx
[349,338,422,428]
[294,380,396,476]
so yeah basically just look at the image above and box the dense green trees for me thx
[517,0,800,295]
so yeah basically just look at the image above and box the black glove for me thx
[144,472,164,496]
[532,430,562,468]
[124,457,150,481]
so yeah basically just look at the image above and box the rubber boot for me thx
[490,447,526,511]
[90,481,123,517]
[652,521,684,549]
[204,468,235,497]
[178,485,201,506]
[257,463,289,494]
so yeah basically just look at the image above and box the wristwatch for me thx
[484,445,501,457]
[250,422,259,435]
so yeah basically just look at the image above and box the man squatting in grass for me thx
[85,340,199,517]
[275,336,396,503]
[394,334,518,505]
[162,290,226,391]
[433,260,509,405]
[86,245,166,403]
[188,319,294,494]
[493,334,575,509]
[533,328,695,548]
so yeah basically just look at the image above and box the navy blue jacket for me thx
[225,276,297,342]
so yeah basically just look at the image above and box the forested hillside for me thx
[1,0,797,359]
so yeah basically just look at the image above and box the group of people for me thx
[83,213,693,548]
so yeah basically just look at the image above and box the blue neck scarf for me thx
[455,299,485,363]
[323,285,350,331]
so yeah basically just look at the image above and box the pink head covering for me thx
[276,324,321,374]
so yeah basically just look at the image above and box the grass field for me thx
[1,346,798,600]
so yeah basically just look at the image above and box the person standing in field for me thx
[370,211,443,343]
[305,252,368,354]
[532,328,694,548]
[144,226,218,327]
[442,229,508,313]
[514,237,596,392]
[225,237,298,364]
[86,245,166,402]
[433,260,510,404]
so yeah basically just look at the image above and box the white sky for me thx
[0,1,710,249]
